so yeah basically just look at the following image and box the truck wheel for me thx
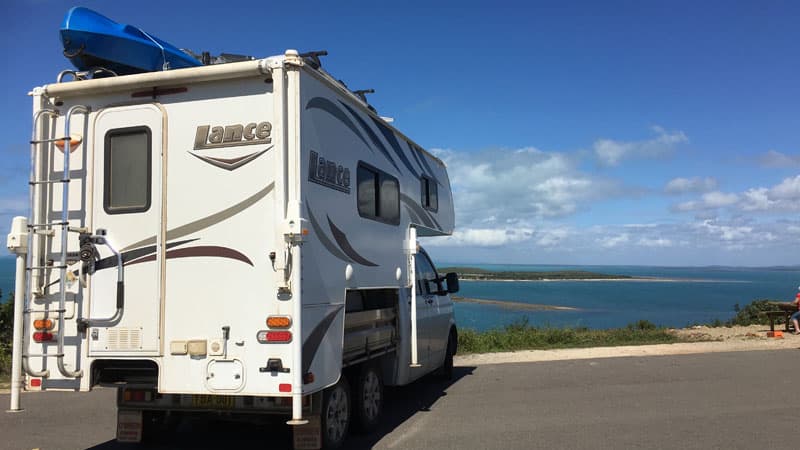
[353,364,383,433]
[438,330,456,380]
[321,376,351,449]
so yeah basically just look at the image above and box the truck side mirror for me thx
[445,272,459,294]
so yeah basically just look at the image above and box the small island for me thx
[439,267,634,281]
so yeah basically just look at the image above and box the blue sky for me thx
[1,0,799,266]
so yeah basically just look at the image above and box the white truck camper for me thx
[7,49,460,448]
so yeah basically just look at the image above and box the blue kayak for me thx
[60,7,202,75]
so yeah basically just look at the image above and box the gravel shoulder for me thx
[456,324,800,366]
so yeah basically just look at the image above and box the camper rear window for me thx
[357,163,399,225]
[104,127,151,214]
[421,176,438,212]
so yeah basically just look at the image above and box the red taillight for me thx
[279,383,292,393]
[123,389,152,402]
[30,378,42,387]
[267,331,292,342]
[257,330,292,343]
[33,332,54,342]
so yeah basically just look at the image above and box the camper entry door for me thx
[88,104,163,355]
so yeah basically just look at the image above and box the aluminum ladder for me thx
[22,105,90,379]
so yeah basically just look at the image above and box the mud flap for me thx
[116,410,143,443]
[293,415,321,450]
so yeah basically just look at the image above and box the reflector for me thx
[279,383,292,393]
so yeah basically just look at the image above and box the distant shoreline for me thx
[452,296,578,311]
[458,277,751,283]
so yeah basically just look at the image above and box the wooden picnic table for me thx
[764,302,798,332]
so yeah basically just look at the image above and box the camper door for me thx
[89,104,163,355]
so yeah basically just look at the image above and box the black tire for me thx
[439,330,456,380]
[352,364,384,433]
[321,376,351,449]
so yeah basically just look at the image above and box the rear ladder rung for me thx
[27,265,68,270]
[29,179,70,185]
[29,136,72,144]
[27,222,69,228]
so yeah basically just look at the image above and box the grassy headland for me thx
[440,267,633,281]
[457,319,679,354]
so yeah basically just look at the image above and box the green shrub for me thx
[0,289,13,377]
[727,299,782,326]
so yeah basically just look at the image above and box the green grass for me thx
[457,319,680,354]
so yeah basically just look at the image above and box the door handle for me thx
[425,298,435,305]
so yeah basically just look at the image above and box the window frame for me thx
[420,175,438,212]
[356,161,400,226]
[416,248,441,295]
[103,125,152,215]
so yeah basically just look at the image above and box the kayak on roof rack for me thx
[59,6,202,75]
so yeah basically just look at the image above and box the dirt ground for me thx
[456,324,800,366]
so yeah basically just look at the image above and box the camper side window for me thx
[421,176,438,212]
[104,126,151,214]
[357,162,399,225]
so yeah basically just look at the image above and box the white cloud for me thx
[759,150,800,168]
[597,233,629,248]
[637,237,673,247]
[433,146,621,230]
[430,227,534,247]
[664,177,717,194]
[594,126,688,166]
[674,191,738,211]
[535,228,570,247]
[740,188,776,211]
[769,175,800,199]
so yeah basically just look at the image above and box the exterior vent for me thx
[107,328,143,351]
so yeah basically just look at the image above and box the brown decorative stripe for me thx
[327,216,378,267]
[126,245,253,267]
[302,305,344,374]
[189,146,272,171]
[306,202,353,264]
[122,183,274,251]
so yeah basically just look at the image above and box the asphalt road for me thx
[2,349,799,449]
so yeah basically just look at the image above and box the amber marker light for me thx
[54,134,82,152]
[33,319,54,330]
[267,316,292,329]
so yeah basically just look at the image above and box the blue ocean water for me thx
[1,257,798,330]
[445,263,800,331]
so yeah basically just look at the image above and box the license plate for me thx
[191,395,235,409]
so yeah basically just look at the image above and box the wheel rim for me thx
[362,371,381,421]
[326,385,349,442]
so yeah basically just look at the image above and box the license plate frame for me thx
[191,394,236,409]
